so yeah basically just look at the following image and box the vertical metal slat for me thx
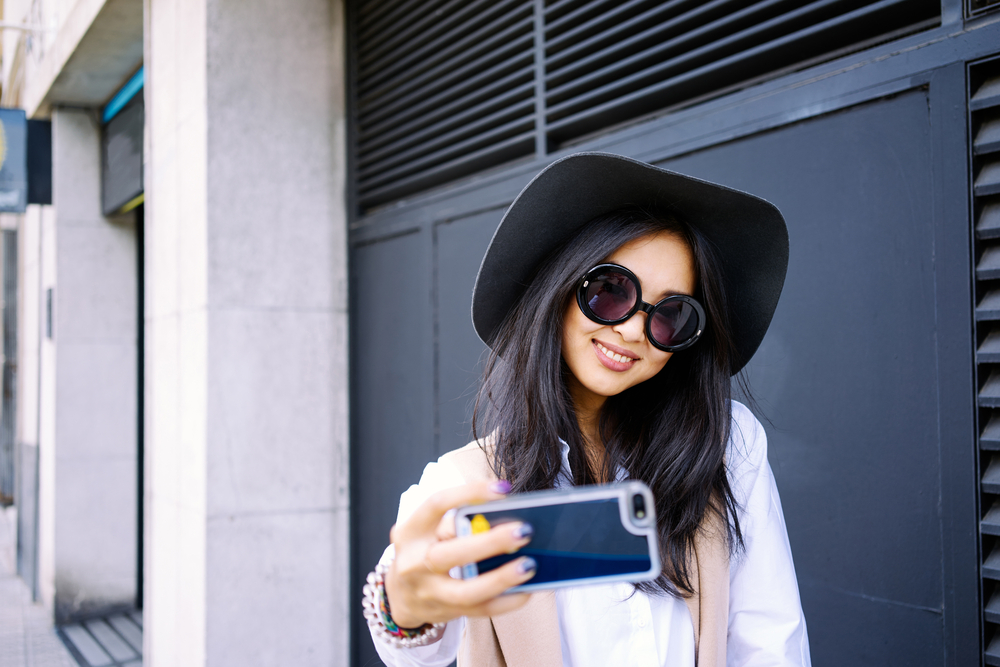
[973,56,1000,667]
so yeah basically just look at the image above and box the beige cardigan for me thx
[441,442,730,667]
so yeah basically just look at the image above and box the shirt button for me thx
[638,618,647,628]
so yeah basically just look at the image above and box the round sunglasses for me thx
[576,263,705,352]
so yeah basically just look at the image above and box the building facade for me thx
[1,0,999,666]
[1,0,351,665]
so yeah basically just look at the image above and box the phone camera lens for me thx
[632,494,646,519]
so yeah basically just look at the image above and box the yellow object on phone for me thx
[470,514,491,534]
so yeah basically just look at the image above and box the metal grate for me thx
[971,0,1000,16]
[973,56,1000,667]
[542,0,939,141]
[57,611,143,667]
[350,0,940,210]
[353,0,538,207]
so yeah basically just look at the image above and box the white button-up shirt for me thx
[373,402,811,667]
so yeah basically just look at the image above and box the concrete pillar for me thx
[144,1,349,664]
[14,203,47,606]
[48,108,139,620]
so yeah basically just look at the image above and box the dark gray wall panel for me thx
[351,229,434,667]
[435,209,504,456]
[664,90,946,664]
[350,87,977,665]
[351,89,971,665]
[345,15,996,662]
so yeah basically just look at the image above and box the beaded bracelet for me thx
[362,561,445,649]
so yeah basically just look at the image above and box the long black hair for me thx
[472,207,744,596]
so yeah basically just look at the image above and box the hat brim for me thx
[472,152,788,374]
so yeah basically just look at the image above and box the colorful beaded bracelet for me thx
[362,561,445,649]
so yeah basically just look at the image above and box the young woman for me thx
[363,153,810,666]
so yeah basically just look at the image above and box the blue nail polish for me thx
[517,557,537,575]
[513,522,533,540]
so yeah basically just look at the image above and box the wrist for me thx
[381,568,425,629]
[363,560,445,649]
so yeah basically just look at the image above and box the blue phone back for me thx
[472,498,653,586]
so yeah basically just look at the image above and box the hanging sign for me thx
[102,96,143,215]
[27,120,51,205]
[102,67,144,215]
[0,109,27,213]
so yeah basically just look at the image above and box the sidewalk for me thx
[0,506,77,667]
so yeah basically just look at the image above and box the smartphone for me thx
[454,481,661,593]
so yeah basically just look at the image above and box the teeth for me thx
[597,342,634,363]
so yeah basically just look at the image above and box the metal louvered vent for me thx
[973,57,1000,667]
[971,0,1000,16]
[542,0,939,142]
[351,0,940,210]
[353,0,538,208]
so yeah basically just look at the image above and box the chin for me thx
[587,376,634,398]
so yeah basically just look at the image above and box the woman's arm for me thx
[371,544,466,667]
[726,403,812,667]
[369,457,536,667]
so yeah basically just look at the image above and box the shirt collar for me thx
[555,438,627,488]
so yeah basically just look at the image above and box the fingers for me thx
[412,558,537,624]
[385,479,526,628]
[433,556,538,608]
[425,522,533,573]
[399,481,511,538]
[435,510,457,541]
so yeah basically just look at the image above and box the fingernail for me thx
[512,522,533,540]
[517,557,537,575]
[490,480,511,494]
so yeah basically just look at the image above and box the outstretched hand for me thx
[383,480,537,629]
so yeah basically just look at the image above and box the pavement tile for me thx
[0,507,77,667]
[84,620,138,662]
[106,616,142,653]
[62,625,113,667]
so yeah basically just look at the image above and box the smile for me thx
[594,340,638,364]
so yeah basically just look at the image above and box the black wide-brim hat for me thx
[472,152,789,375]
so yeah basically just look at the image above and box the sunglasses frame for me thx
[575,263,706,352]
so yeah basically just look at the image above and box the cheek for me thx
[563,300,600,344]
[647,351,672,375]
[633,348,673,386]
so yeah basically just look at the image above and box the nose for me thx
[612,311,646,343]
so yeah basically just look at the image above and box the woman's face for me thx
[561,231,697,413]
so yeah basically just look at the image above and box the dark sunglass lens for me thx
[585,271,636,321]
[649,300,699,347]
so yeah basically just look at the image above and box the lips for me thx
[592,340,638,371]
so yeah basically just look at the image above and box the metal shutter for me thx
[973,55,1000,667]
[352,0,538,207]
[351,0,940,210]
[543,0,937,141]
[971,0,1000,16]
